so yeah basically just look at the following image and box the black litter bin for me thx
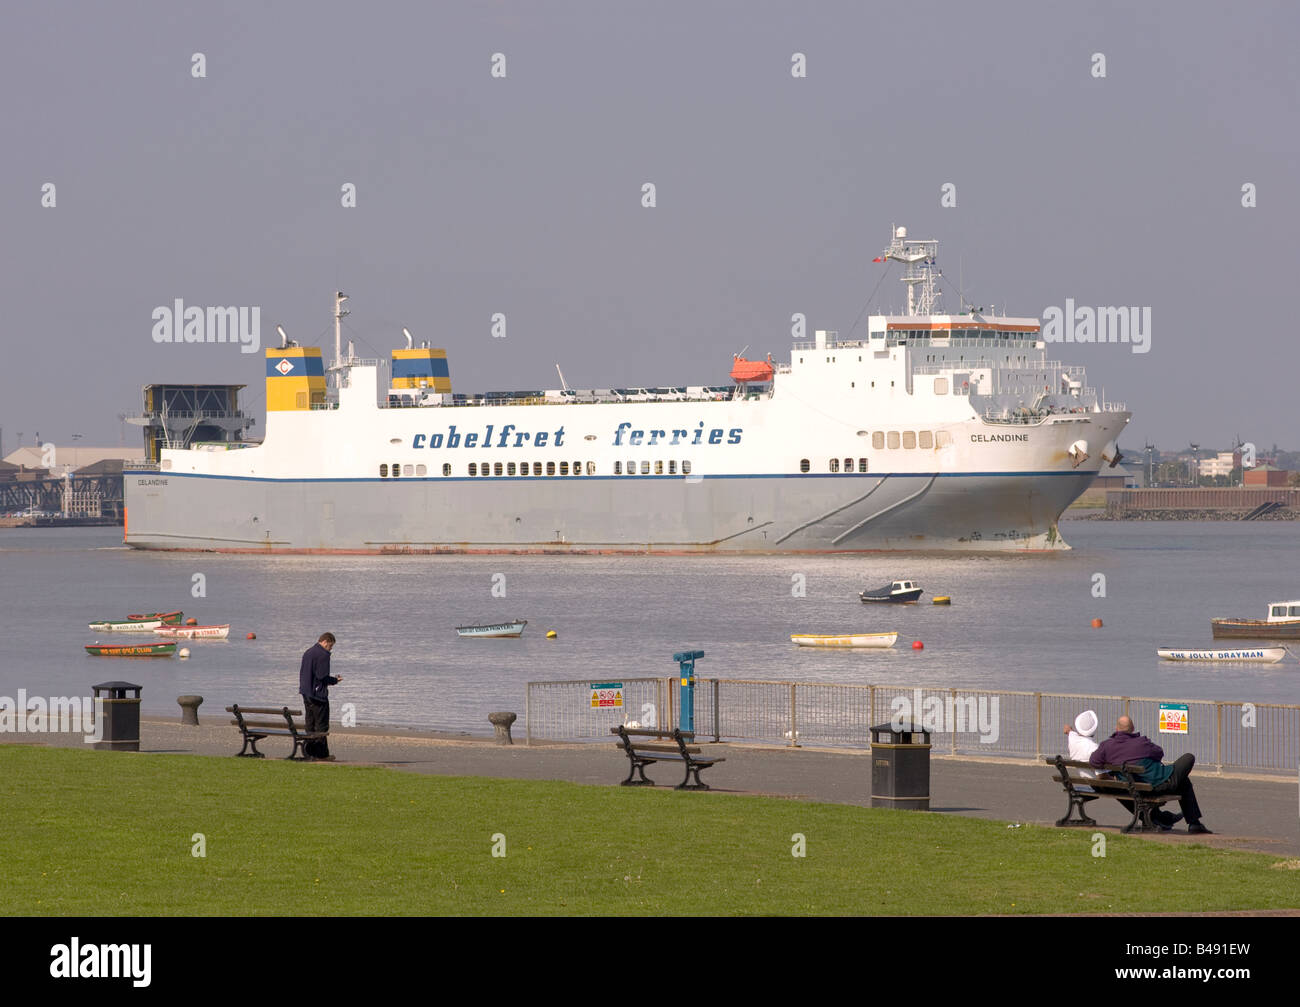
[870,721,930,810]
[92,681,142,752]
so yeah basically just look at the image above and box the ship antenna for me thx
[334,291,349,368]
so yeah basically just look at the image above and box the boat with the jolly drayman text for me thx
[1211,601,1300,640]
[456,621,528,639]
[1157,647,1287,664]
[123,227,1131,554]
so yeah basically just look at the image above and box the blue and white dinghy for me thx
[1156,647,1286,664]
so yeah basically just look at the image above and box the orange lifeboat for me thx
[730,354,774,383]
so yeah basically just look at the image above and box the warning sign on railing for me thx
[1158,703,1188,734]
[589,683,624,709]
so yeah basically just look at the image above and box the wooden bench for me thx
[1046,756,1179,833]
[611,726,725,790]
[227,704,326,760]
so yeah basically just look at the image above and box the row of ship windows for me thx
[796,430,953,472]
[378,460,695,478]
[378,433,949,479]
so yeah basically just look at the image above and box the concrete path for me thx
[12,715,1299,859]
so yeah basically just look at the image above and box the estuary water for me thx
[1,522,1297,734]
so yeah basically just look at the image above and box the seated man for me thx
[1089,715,1211,834]
[1064,710,1179,830]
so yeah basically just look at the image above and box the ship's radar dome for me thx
[895,226,907,239]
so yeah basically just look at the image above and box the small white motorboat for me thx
[860,580,923,603]
[1157,647,1287,664]
[791,631,898,649]
[456,620,527,639]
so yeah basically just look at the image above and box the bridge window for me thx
[638,461,648,475]
[902,432,916,450]
[859,458,868,472]
[800,458,810,473]
[682,461,692,475]
[587,461,596,475]
[829,458,840,473]
[507,462,516,476]
[442,464,451,476]
[560,461,569,476]
[547,461,556,476]
[380,464,389,478]
[655,460,664,475]
[844,458,854,472]
[872,432,884,450]
[887,431,900,449]
[1273,606,1287,617]
[392,461,401,478]
[614,461,622,475]
[467,463,476,476]
[494,462,503,476]
[533,462,542,476]
[918,431,933,450]
[669,460,677,475]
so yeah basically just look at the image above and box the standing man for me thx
[299,632,341,761]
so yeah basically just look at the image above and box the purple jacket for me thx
[1089,730,1171,784]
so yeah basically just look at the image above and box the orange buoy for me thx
[1091,618,1103,629]
[912,640,924,650]
[186,617,198,626]
[246,631,257,640]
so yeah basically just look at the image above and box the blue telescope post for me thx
[673,650,704,734]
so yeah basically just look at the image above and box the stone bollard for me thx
[488,711,517,746]
[177,695,204,726]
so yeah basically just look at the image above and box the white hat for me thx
[1074,710,1098,737]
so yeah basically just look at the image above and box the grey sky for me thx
[2,1,1296,451]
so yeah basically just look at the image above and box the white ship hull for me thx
[123,231,1133,554]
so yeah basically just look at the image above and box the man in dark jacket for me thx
[299,632,341,760]
[1090,716,1212,834]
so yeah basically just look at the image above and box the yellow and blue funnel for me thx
[265,347,326,411]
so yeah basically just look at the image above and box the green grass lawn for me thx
[2,746,1294,915]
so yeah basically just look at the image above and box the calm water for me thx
[1,522,1298,733]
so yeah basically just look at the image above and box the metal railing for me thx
[525,677,1300,774]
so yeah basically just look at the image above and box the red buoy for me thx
[912,640,924,650]
[246,631,257,640]
[1091,618,1103,629]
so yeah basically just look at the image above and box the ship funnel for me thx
[277,325,289,348]
[403,327,413,350]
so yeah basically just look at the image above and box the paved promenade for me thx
[13,715,1298,859]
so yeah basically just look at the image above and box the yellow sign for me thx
[1158,704,1188,734]
[589,684,623,709]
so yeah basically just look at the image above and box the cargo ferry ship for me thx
[124,227,1131,553]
